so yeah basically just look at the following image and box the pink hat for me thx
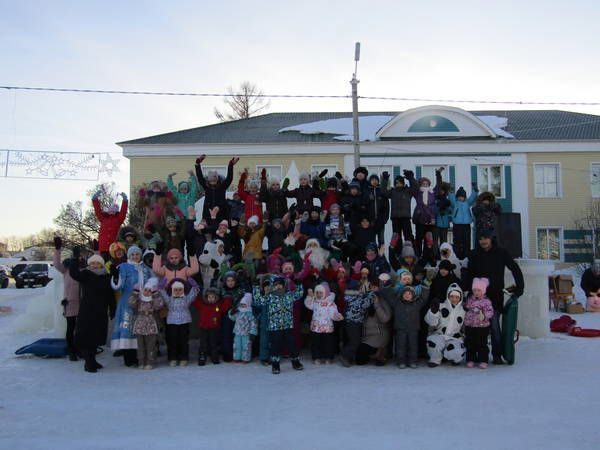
[167,248,183,260]
[472,277,489,293]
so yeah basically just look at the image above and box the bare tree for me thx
[574,199,600,259]
[214,81,270,122]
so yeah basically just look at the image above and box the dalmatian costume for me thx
[425,283,466,365]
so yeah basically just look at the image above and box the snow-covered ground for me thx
[0,286,598,450]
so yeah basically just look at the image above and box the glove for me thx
[196,154,206,165]
[403,169,414,179]
[318,169,328,178]
[92,191,101,200]
[335,171,343,180]
[282,178,290,190]
[240,169,248,181]
[72,246,81,259]
[430,298,440,313]
[92,239,99,251]
[390,233,400,249]
[261,168,267,180]
[229,156,240,165]
[471,181,479,192]
[381,171,390,180]
[120,192,128,201]
[53,236,62,250]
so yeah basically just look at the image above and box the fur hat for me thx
[401,241,416,258]
[87,254,105,267]
[472,277,489,293]
[207,171,219,183]
[353,166,368,177]
[204,287,220,299]
[477,191,496,204]
[456,186,467,198]
[418,177,432,187]
[438,259,456,272]
[401,285,416,298]
[247,215,259,226]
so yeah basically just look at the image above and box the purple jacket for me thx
[464,295,494,328]
[53,249,80,317]
[408,172,440,225]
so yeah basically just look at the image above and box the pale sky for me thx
[1,0,600,238]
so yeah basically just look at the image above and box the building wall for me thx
[128,154,346,191]
[527,152,600,260]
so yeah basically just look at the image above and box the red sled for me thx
[568,326,600,338]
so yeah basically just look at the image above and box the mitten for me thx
[282,178,290,190]
[430,298,440,313]
[318,169,328,178]
[471,181,479,192]
[335,171,343,180]
[381,171,390,180]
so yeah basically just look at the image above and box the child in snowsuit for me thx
[237,168,264,223]
[228,292,258,363]
[385,285,426,368]
[161,278,200,366]
[193,287,232,365]
[449,183,478,259]
[425,283,466,367]
[128,279,164,369]
[253,276,304,374]
[167,170,200,213]
[92,190,128,258]
[304,283,344,364]
[464,277,494,369]
[340,288,375,366]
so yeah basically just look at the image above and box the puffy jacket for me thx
[259,182,288,220]
[237,175,263,223]
[449,191,477,225]
[253,285,304,331]
[167,175,200,213]
[365,186,390,231]
[195,161,234,221]
[92,196,128,253]
[382,286,426,331]
[384,186,413,219]
[304,293,342,333]
[362,297,392,349]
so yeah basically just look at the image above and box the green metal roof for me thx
[117,110,600,145]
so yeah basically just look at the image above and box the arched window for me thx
[407,115,459,132]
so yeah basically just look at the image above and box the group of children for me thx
[55,156,506,374]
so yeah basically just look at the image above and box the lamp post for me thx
[351,42,361,169]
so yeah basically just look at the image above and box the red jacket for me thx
[193,296,232,330]
[237,176,263,223]
[321,189,340,214]
[92,198,128,252]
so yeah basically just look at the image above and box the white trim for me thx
[590,162,600,198]
[535,226,564,262]
[533,162,562,198]
[255,164,283,180]
[476,164,505,199]
[311,163,338,173]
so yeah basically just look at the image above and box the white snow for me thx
[279,116,394,141]
[278,114,515,141]
[1,285,599,450]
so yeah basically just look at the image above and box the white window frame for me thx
[590,162,600,198]
[533,163,562,198]
[311,164,338,177]
[535,226,564,262]
[365,165,393,179]
[421,165,450,183]
[255,165,283,181]
[477,164,505,199]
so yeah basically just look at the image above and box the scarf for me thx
[90,268,107,276]
[420,186,430,206]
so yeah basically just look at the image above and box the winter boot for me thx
[68,350,79,362]
[427,362,439,368]
[291,358,304,371]
[492,357,505,365]
[272,360,281,374]
[198,353,206,366]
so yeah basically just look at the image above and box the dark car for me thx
[11,263,27,279]
[15,264,52,289]
[0,267,8,289]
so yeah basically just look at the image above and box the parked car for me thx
[11,263,27,279]
[15,264,52,289]
[0,267,8,289]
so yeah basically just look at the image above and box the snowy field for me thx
[1,286,599,450]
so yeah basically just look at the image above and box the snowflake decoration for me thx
[99,153,120,177]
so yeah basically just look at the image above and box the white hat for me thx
[87,254,105,266]
[247,215,259,226]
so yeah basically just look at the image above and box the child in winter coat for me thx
[299,207,327,247]
[253,276,304,374]
[167,171,200,213]
[161,278,200,366]
[284,172,322,214]
[259,169,288,220]
[128,279,164,370]
[92,190,128,257]
[304,283,344,364]
[228,292,258,363]
[239,216,266,262]
[238,168,264,224]
[472,192,502,241]
[384,284,427,368]
[153,248,199,283]
[361,242,391,281]
[449,183,478,259]
[220,271,248,362]
[383,173,414,247]
[464,277,494,369]
[425,283,466,367]
[195,154,239,221]
[193,287,232,365]
[428,260,462,304]
[340,288,375,366]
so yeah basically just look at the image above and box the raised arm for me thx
[195,157,208,190]
[152,253,166,277]
[117,193,129,223]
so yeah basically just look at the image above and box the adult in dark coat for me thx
[580,259,600,296]
[464,232,524,364]
[195,154,239,221]
[382,173,414,248]
[69,248,116,373]
[259,171,288,220]
[340,181,368,228]
[284,172,322,214]
[365,173,390,247]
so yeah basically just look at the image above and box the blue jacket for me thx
[449,191,477,225]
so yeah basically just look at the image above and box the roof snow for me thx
[278,114,515,140]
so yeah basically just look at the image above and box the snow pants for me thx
[452,223,471,260]
[199,328,220,361]
[233,334,252,362]
[269,329,298,362]
[395,330,419,365]
[136,335,157,366]
[166,323,189,362]
[258,308,270,363]
[342,321,363,363]
[391,218,414,247]
[311,332,335,361]
[465,326,490,363]
[426,334,465,365]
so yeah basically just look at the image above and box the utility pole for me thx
[351,42,361,169]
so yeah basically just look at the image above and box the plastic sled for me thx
[568,326,600,338]
[15,338,68,358]
[502,296,520,365]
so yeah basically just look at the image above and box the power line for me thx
[2,84,600,106]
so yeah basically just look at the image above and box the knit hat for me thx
[348,180,360,190]
[438,259,456,272]
[314,282,331,298]
[327,177,338,188]
[401,242,416,258]
[247,215,259,226]
[167,248,183,261]
[272,275,286,288]
[238,292,253,311]
[402,285,416,298]
[368,174,380,183]
[378,273,391,283]
[472,277,489,293]
[171,281,185,291]
[478,229,494,239]
[353,166,368,178]
[394,175,405,185]
[365,242,378,253]
[144,278,159,291]
[127,245,142,259]
[456,186,467,198]
[204,287,220,299]
[87,254,105,267]
[207,171,219,182]
[299,172,310,181]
